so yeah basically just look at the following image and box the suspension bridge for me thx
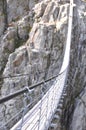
[0,0,73,129]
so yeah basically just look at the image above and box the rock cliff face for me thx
[0,0,7,36]
[0,0,69,128]
[69,0,86,129]
[0,0,86,129]
[62,0,86,130]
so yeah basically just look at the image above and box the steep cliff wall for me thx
[69,0,86,129]
[0,0,7,36]
[0,0,85,129]
[0,0,69,129]
[62,0,86,130]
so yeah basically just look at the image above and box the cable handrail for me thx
[0,67,59,80]
[0,68,67,104]
[0,87,28,104]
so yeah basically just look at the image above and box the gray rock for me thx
[0,0,7,36]
[62,1,86,130]
[70,88,86,130]
[0,0,70,129]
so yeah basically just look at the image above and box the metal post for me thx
[38,85,43,130]
[44,82,50,130]
[18,92,27,130]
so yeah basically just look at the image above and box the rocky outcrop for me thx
[0,0,38,75]
[70,87,86,130]
[0,15,32,75]
[69,1,86,127]
[0,0,7,36]
[7,0,39,23]
[61,0,86,130]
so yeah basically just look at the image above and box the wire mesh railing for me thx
[0,69,66,130]
[0,0,73,129]
[11,69,67,130]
